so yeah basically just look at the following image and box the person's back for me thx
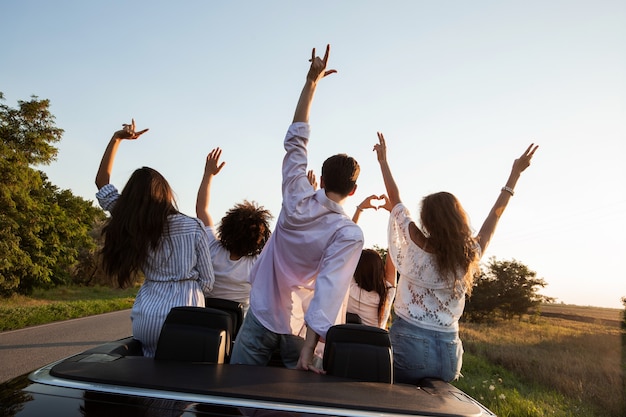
[346,248,396,329]
[249,161,362,335]
[230,45,364,371]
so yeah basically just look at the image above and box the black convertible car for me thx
[1,301,496,416]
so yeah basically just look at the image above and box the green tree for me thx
[0,93,106,295]
[464,257,553,322]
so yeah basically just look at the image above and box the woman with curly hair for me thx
[96,119,215,358]
[196,147,273,314]
[373,131,538,383]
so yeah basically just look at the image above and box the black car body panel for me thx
[1,335,496,416]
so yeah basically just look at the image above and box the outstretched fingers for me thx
[373,131,388,161]
[206,147,226,174]
[524,143,539,158]
[513,143,539,173]
[120,119,149,139]
[322,44,337,77]
[377,131,386,147]
[308,44,337,81]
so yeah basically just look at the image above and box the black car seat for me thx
[155,306,234,363]
[322,323,393,383]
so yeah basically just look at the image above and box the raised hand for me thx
[307,44,337,83]
[307,169,318,190]
[204,147,226,176]
[379,194,394,212]
[373,131,388,164]
[512,143,538,174]
[113,119,149,140]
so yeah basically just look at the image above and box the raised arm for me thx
[196,147,226,227]
[292,44,337,124]
[384,251,397,287]
[95,119,148,189]
[294,45,338,374]
[373,132,401,208]
[476,143,538,254]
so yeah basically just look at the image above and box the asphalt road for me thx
[0,309,132,383]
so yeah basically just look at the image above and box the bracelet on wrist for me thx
[501,186,515,196]
[356,206,364,212]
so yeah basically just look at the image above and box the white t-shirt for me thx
[205,225,257,314]
[347,278,396,329]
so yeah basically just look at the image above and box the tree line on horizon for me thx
[2,92,623,322]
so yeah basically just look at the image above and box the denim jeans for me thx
[390,316,463,383]
[230,309,305,369]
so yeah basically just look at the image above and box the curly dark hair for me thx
[217,200,273,257]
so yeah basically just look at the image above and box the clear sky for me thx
[2,1,624,309]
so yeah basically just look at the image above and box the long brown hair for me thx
[353,249,389,325]
[100,167,179,288]
[420,192,480,296]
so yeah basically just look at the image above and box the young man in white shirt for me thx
[230,45,364,371]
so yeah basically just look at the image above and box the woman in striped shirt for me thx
[95,119,215,357]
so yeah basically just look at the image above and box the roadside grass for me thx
[458,312,625,417]
[0,285,138,331]
[452,353,602,417]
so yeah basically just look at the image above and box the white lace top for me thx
[388,203,477,333]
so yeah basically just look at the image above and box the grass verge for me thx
[453,352,604,417]
[0,285,137,331]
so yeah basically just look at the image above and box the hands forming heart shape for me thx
[359,194,389,211]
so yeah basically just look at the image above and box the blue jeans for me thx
[390,316,463,383]
[230,309,304,369]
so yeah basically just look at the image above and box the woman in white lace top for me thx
[373,132,538,383]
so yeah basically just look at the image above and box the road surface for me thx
[0,309,132,383]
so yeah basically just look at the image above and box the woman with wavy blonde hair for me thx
[374,131,537,383]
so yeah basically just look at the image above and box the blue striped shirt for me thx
[96,184,215,357]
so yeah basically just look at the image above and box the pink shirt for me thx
[248,123,364,339]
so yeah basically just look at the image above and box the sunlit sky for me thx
[2,1,624,309]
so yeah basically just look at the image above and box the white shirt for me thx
[205,225,256,314]
[388,203,474,333]
[347,278,397,328]
[248,123,364,339]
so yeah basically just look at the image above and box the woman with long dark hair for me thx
[348,248,396,328]
[95,119,214,357]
